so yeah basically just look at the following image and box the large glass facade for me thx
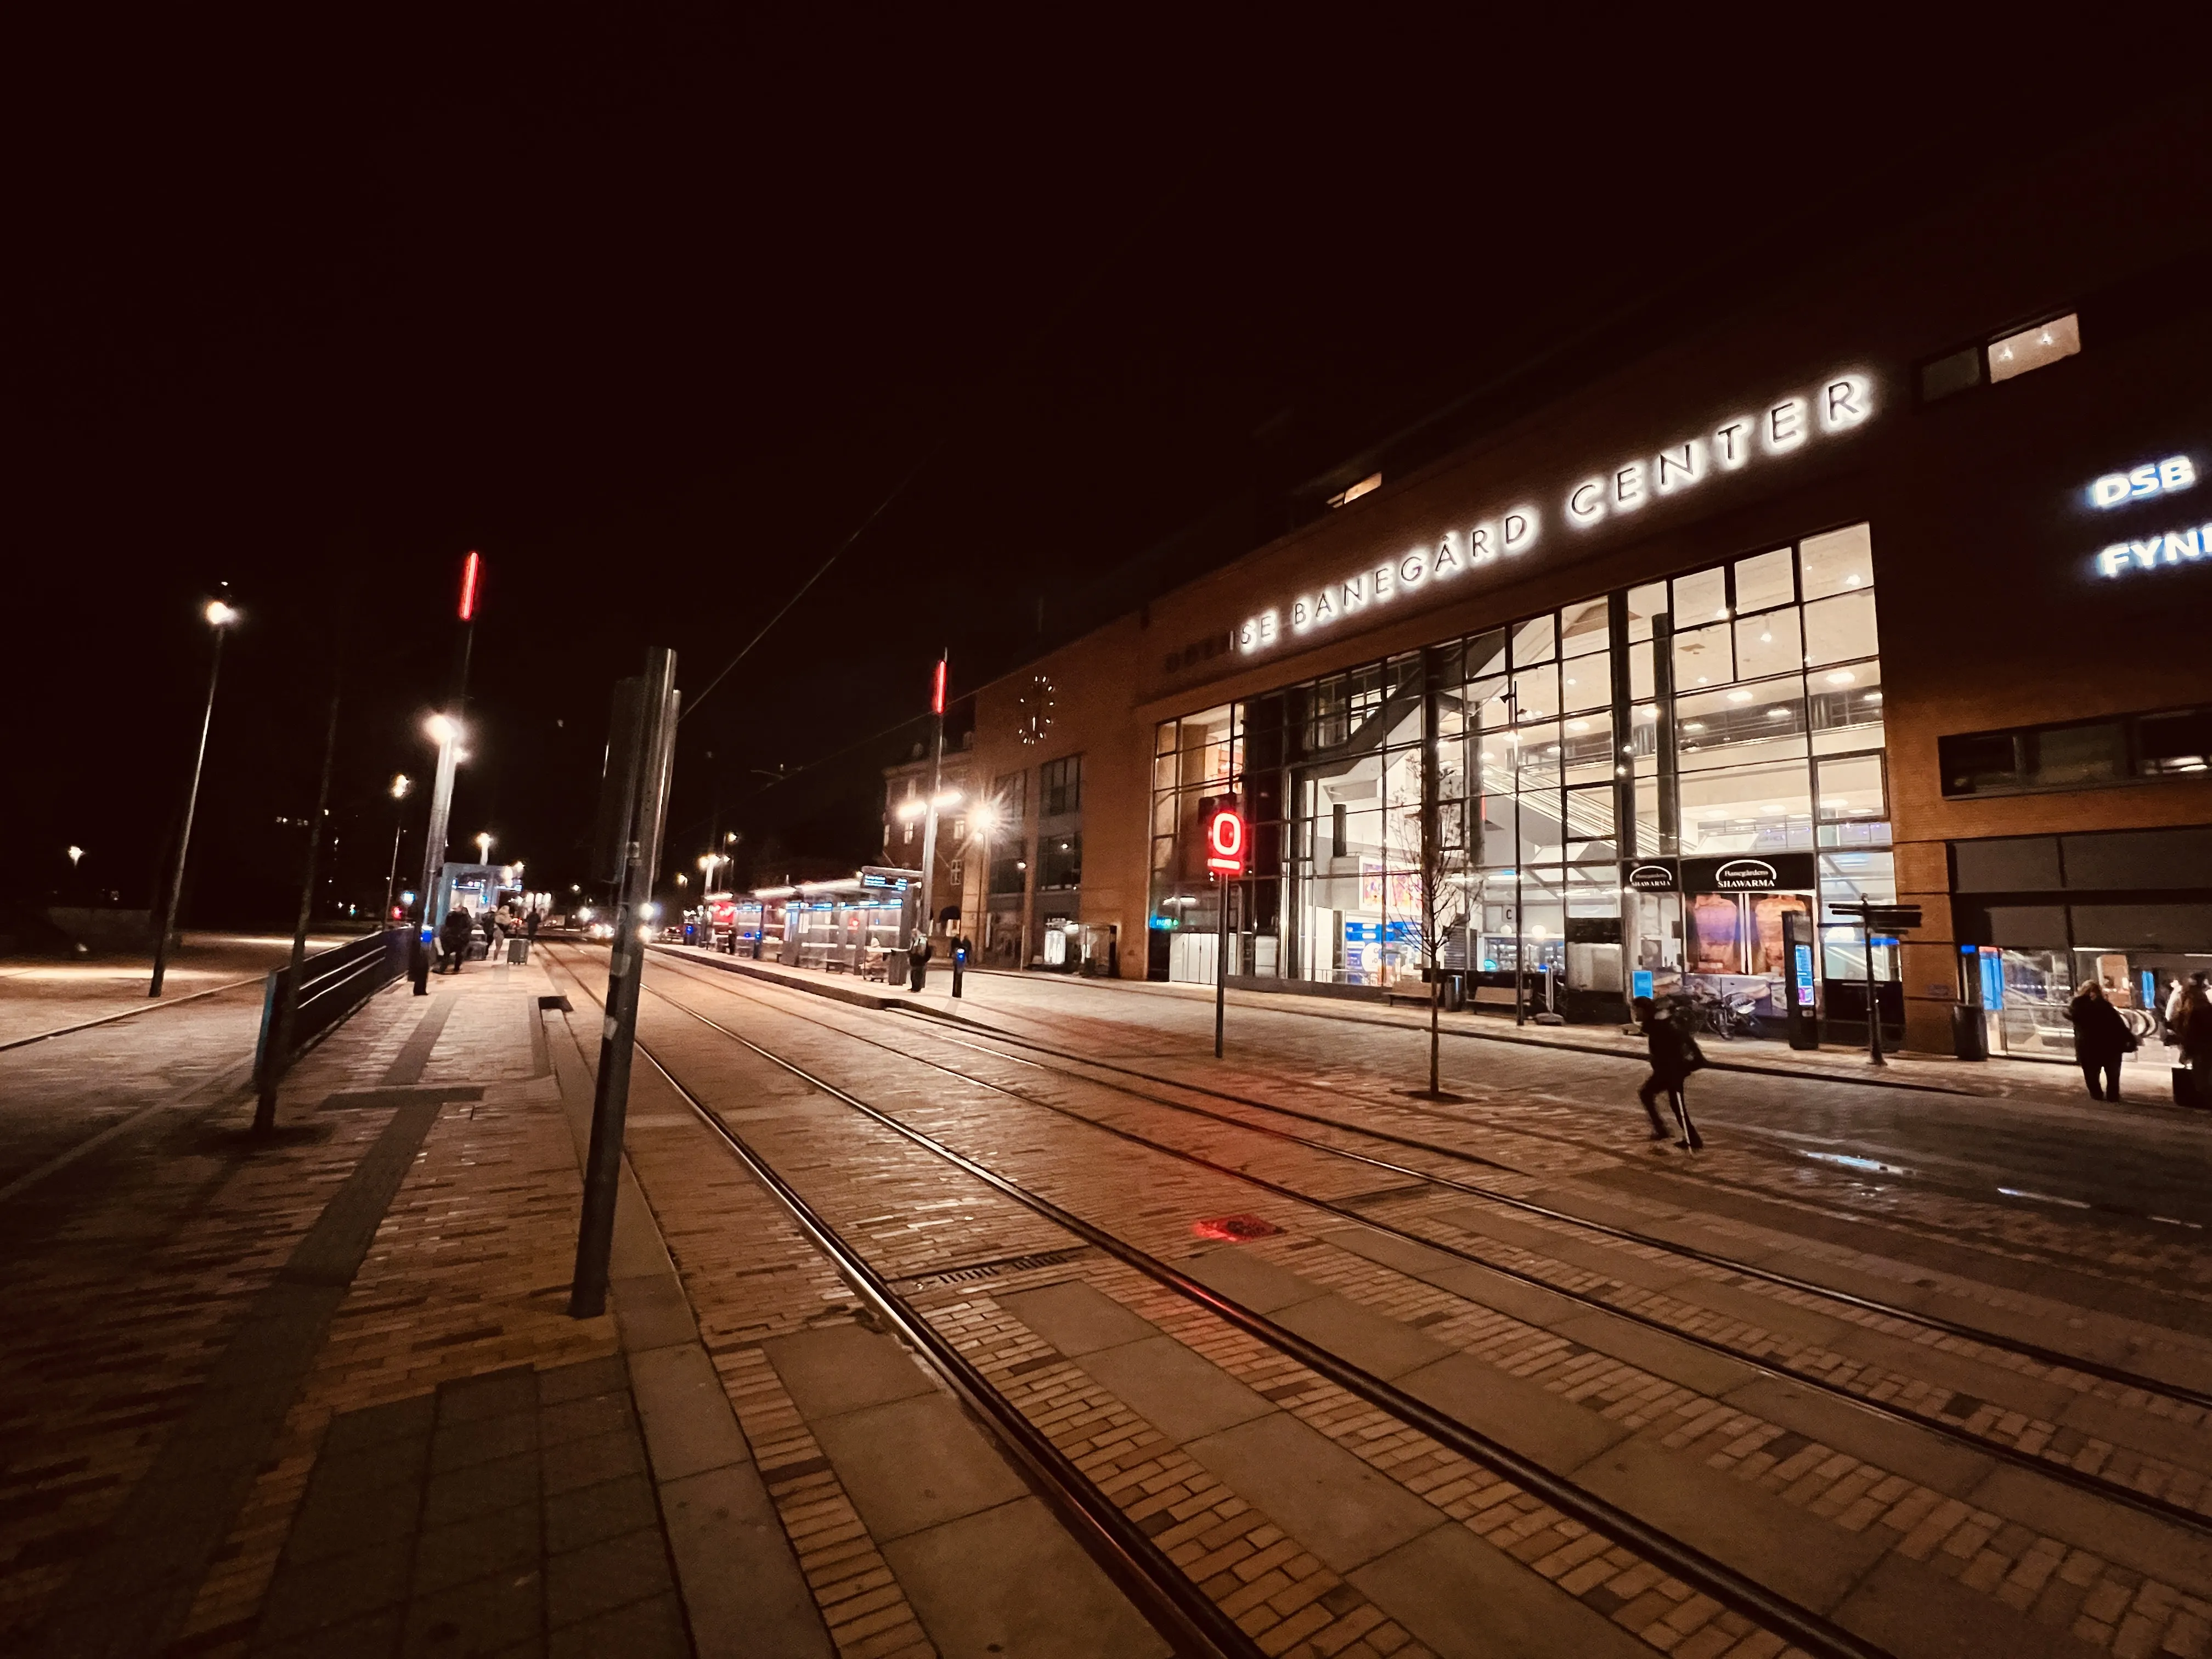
[1148,522,1895,1023]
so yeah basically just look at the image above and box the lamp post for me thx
[411,713,461,992]
[150,597,239,996]
[384,774,413,924]
[476,831,494,865]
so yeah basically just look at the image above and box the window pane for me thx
[1812,663,1885,754]
[1628,639,1656,701]
[2137,708,2212,776]
[1673,620,1734,688]
[1155,720,1179,757]
[1988,313,2079,383]
[1561,599,1611,657]
[2028,721,2126,788]
[1816,753,1887,822]
[1626,581,1667,643]
[1673,566,1729,624]
[1733,548,1795,612]
[1517,789,1565,865]
[1511,613,1557,667]
[1561,712,1613,785]
[1565,785,1616,860]
[1511,664,1559,723]
[1559,648,1610,713]
[1675,677,1807,772]
[1470,675,1513,731]
[1677,760,1814,855]
[1509,721,1564,789]
[1800,523,1873,599]
[1734,609,1802,680]
[1803,591,1879,664]
[1464,628,1508,680]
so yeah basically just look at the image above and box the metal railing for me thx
[253,929,409,1088]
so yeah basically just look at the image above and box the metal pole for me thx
[414,726,459,984]
[571,648,679,1319]
[1864,919,1886,1067]
[916,652,947,958]
[256,663,343,1131]
[1214,874,1228,1059]
[149,627,225,997]
[384,814,404,925]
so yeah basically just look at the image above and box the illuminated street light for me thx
[151,592,240,996]
[476,831,494,862]
[383,775,414,923]
[66,845,83,866]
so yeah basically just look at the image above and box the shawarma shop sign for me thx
[1235,369,1876,658]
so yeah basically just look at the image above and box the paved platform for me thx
[0,947,835,1657]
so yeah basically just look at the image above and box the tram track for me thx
[543,944,1895,1659]
[634,947,2212,1542]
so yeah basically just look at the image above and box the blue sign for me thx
[1978,949,2004,1009]
[1631,969,1655,1000]
[1792,942,1816,1006]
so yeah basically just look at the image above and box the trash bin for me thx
[1949,1001,1987,1060]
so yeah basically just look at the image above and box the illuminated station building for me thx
[930,118,2212,1061]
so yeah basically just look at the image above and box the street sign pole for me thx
[1215,873,1228,1059]
[1830,901,1920,1068]
[570,648,679,1319]
[1863,918,1884,1066]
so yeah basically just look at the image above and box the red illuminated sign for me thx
[931,654,947,715]
[459,551,482,620]
[1203,803,1246,873]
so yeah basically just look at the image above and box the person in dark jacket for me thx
[438,907,474,974]
[480,907,501,958]
[1633,996,1703,1149]
[2067,981,2135,1101]
[907,927,931,992]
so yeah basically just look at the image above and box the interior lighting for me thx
[1865,691,1884,704]
[1727,690,1753,703]
[1825,669,1855,685]
[1682,721,1707,732]
[1566,720,1589,732]
[1766,707,1790,719]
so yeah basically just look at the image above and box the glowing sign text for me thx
[1235,369,1876,657]
[2094,526,2211,578]
[2089,455,2195,508]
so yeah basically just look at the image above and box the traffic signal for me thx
[1203,799,1246,874]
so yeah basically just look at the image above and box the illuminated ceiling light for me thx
[1695,676,1709,686]
[1758,802,1787,814]
[1844,574,1861,587]
[1566,720,1589,732]
[1714,606,1730,619]
[1633,704,1656,719]
[1864,691,1884,703]
[1825,669,1855,685]
[1682,721,1707,732]
[1726,690,1753,703]
[1765,707,1790,719]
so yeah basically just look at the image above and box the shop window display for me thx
[1146,523,1887,1025]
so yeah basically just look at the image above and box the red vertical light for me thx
[458,551,481,620]
[931,655,947,716]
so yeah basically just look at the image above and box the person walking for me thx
[438,907,473,974]
[479,907,501,961]
[907,927,931,993]
[2066,979,2135,1102]
[2172,974,2212,1107]
[1633,996,1705,1150]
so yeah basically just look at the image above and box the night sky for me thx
[4,20,2090,928]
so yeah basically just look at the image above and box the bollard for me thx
[952,945,965,998]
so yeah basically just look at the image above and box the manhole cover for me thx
[1192,1214,1282,1243]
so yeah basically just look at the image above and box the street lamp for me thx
[66,845,83,866]
[150,594,240,996]
[383,775,413,923]
[476,831,494,863]
[411,714,464,985]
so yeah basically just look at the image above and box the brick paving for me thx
[588,951,1821,1658]
[621,950,2212,1658]
[0,957,646,1657]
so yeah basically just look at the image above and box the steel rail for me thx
[648,956,2212,1541]
[642,983,1898,1659]
[539,948,1262,1659]
[879,996,2212,1413]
